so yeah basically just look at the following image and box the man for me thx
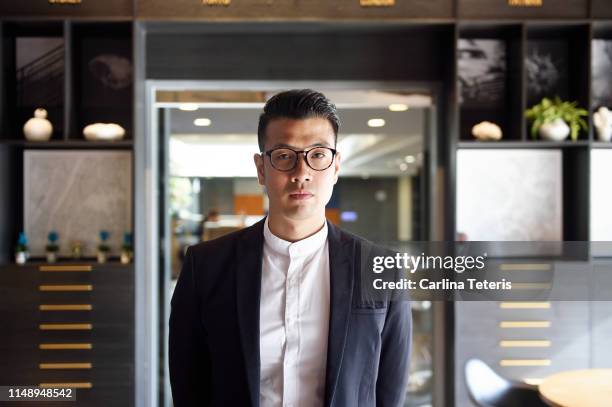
[169,89,412,407]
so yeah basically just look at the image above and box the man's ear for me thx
[333,151,341,184]
[254,153,266,186]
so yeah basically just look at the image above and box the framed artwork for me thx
[458,39,506,108]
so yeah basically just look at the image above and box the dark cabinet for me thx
[0,263,134,407]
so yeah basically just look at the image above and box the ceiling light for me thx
[399,163,408,171]
[367,118,386,128]
[194,118,212,127]
[389,103,409,112]
[179,103,199,111]
[404,155,415,163]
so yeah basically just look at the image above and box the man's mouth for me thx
[289,191,314,200]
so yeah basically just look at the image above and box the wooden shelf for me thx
[0,139,133,149]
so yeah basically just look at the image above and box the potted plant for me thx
[45,231,60,263]
[120,232,133,264]
[97,230,111,264]
[15,232,29,265]
[525,97,588,141]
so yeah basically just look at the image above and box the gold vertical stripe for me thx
[499,302,551,309]
[40,382,92,389]
[500,263,551,271]
[500,359,551,367]
[39,285,93,292]
[39,265,92,272]
[40,304,92,311]
[500,321,551,328]
[39,323,92,330]
[39,363,92,369]
[500,340,551,347]
[40,343,92,350]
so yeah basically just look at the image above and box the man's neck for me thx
[267,213,326,243]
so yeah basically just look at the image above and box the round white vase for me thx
[23,108,53,141]
[539,118,570,141]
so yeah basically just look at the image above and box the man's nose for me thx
[291,153,312,183]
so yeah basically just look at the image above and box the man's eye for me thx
[311,152,326,159]
[277,154,291,160]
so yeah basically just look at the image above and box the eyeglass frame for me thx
[261,146,338,172]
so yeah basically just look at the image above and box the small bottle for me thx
[120,232,133,264]
[45,231,60,263]
[15,232,29,265]
[97,230,111,264]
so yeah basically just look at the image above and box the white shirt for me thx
[259,217,331,407]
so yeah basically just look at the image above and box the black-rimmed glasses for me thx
[263,147,337,172]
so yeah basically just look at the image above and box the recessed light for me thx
[404,155,415,163]
[399,163,408,171]
[389,104,408,112]
[367,118,386,128]
[179,103,199,111]
[194,118,212,127]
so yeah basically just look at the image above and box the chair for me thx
[464,358,548,407]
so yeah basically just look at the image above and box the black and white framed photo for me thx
[458,39,506,108]
[526,40,569,106]
[592,39,612,109]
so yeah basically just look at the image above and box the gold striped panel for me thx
[39,265,92,272]
[40,382,92,389]
[500,359,551,367]
[39,285,93,292]
[40,363,92,370]
[40,304,92,311]
[500,321,551,328]
[524,378,544,386]
[40,343,92,350]
[499,302,551,309]
[500,263,552,271]
[500,340,551,348]
[39,323,92,331]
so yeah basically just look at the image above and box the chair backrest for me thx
[464,358,547,407]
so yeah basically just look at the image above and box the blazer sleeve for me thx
[169,246,212,406]
[376,298,412,407]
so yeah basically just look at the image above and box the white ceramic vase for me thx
[23,108,53,141]
[539,118,570,141]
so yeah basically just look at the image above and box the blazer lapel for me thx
[324,221,355,407]
[236,218,266,407]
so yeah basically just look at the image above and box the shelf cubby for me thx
[525,23,591,142]
[458,23,524,142]
[70,22,133,141]
[0,21,65,142]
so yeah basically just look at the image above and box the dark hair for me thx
[257,89,340,152]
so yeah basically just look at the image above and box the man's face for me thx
[254,117,341,223]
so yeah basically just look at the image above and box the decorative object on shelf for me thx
[120,232,133,264]
[83,123,126,141]
[525,97,588,141]
[71,241,83,260]
[471,121,503,141]
[593,107,612,142]
[23,108,53,141]
[97,230,111,264]
[45,231,60,263]
[15,232,29,265]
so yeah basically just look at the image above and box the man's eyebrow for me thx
[271,141,332,149]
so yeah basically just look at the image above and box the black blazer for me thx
[169,217,412,407]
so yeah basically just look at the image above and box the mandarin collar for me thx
[263,216,328,258]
